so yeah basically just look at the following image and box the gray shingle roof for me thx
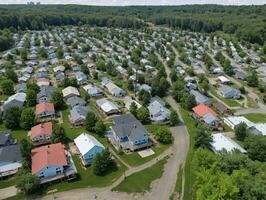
[0,145,21,162]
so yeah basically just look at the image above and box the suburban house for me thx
[139,84,152,93]
[105,82,125,97]
[74,133,105,165]
[31,143,76,183]
[124,96,142,110]
[217,76,231,84]
[37,78,50,87]
[218,86,241,99]
[83,84,103,97]
[224,116,254,129]
[213,101,230,114]
[30,122,53,145]
[53,65,65,74]
[0,132,16,147]
[75,72,87,85]
[37,86,55,103]
[66,96,86,108]
[3,92,26,110]
[0,144,22,177]
[109,113,151,151]
[62,86,80,99]
[69,105,90,126]
[210,133,246,153]
[96,98,120,115]
[190,90,212,106]
[148,96,170,123]
[35,102,55,118]
[192,104,219,127]
[16,83,27,93]
[235,70,247,80]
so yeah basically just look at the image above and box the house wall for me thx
[83,146,104,164]
[35,165,64,178]
[32,134,50,143]
[38,111,55,118]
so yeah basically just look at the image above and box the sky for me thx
[1,0,266,5]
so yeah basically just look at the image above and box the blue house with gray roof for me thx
[110,113,151,151]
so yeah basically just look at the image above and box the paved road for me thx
[0,186,17,200]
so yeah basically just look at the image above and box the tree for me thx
[170,111,179,126]
[127,79,134,91]
[51,124,67,144]
[26,89,37,107]
[136,107,150,124]
[26,81,40,93]
[200,79,209,94]
[85,111,98,131]
[239,86,246,94]
[20,139,33,169]
[129,102,138,117]
[138,90,151,106]
[56,47,64,59]
[3,106,21,129]
[155,128,173,144]
[20,108,35,130]
[16,173,40,194]
[0,79,14,95]
[247,72,258,87]
[5,68,18,83]
[51,90,64,110]
[234,122,247,141]
[181,93,197,110]
[20,48,28,61]
[94,121,106,136]
[194,123,213,148]
[244,135,266,162]
[92,150,115,176]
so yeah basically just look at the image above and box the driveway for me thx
[0,186,17,200]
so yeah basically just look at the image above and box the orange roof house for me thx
[35,102,55,118]
[30,122,53,142]
[31,143,67,175]
[192,104,217,117]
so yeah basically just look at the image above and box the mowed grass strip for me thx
[112,158,167,193]
[243,113,266,123]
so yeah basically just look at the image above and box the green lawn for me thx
[112,158,167,193]
[0,177,16,189]
[43,155,126,192]
[210,89,241,107]
[0,124,28,142]
[118,143,170,167]
[179,108,197,200]
[243,113,266,123]
[0,95,9,101]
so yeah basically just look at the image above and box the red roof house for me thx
[192,104,217,117]
[30,122,53,143]
[35,102,55,118]
[31,143,67,177]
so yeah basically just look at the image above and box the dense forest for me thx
[0,4,266,45]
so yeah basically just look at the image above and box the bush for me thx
[155,128,173,144]
[92,150,115,176]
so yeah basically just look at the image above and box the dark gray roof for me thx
[67,96,86,108]
[0,132,12,146]
[0,145,21,162]
[37,86,55,100]
[112,113,148,140]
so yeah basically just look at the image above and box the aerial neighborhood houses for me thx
[0,132,22,177]
[148,96,170,123]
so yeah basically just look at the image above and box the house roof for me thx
[218,86,240,95]
[218,76,230,83]
[0,145,21,163]
[31,143,67,174]
[0,132,12,146]
[4,92,26,104]
[190,90,211,105]
[211,133,246,153]
[70,105,90,122]
[74,133,104,156]
[62,86,80,98]
[192,104,217,117]
[96,98,119,113]
[36,102,55,115]
[31,122,53,139]
[213,101,229,113]
[112,113,148,140]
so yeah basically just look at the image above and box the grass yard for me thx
[0,124,28,142]
[210,89,241,107]
[246,96,257,108]
[112,158,167,193]
[43,155,126,192]
[0,177,16,189]
[179,108,197,200]
[118,143,170,167]
[0,95,9,101]
[243,113,266,123]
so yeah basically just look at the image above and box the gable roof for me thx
[35,102,55,115]
[112,113,148,140]
[0,145,21,163]
[62,86,80,98]
[31,143,67,174]
[31,122,53,139]
[192,104,217,117]
[74,133,104,156]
